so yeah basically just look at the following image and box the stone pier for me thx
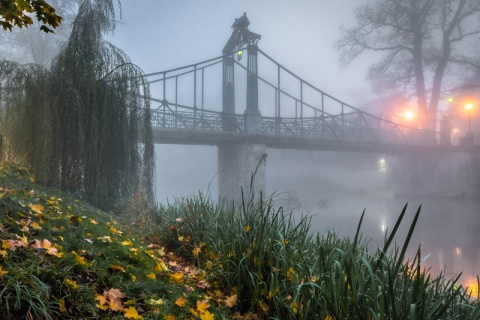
[219,14,265,204]
[218,142,266,205]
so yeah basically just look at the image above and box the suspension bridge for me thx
[141,13,472,201]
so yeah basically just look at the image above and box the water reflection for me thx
[272,192,480,296]
[267,152,480,298]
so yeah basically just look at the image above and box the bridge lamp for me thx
[465,102,473,132]
[236,50,243,61]
[378,158,386,172]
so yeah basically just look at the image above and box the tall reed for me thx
[153,190,480,319]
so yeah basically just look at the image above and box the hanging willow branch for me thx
[0,0,154,209]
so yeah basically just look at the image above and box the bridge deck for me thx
[152,127,473,154]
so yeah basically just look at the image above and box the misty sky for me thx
[105,0,379,204]
[66,2,480,282]
[108,0,372,107]
[103,0,379,204]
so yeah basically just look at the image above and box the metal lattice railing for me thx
[151,104,440,147]
[145,48,442,148]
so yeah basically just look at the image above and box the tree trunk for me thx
[429,0,466,131]
[412,21,428,128]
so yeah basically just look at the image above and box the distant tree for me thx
[0,0,155,209]
[458,42,480,94]
[0,0,81,65]
[336,0,480,129]
[0,0,63,33]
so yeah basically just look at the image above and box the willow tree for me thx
[0,0,155,209]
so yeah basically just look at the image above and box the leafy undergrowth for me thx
[0,163,237,320]
[1,162,480,320]
[153,193,480,320]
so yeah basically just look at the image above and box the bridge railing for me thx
[151,100,244,132]
[145,48,441,147]
[260,114,438,145]
[253,49,441,146]
[151,101,440,146]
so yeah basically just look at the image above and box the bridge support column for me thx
[244,44,261,134]
[222,56,237,131]
[218,142,266,205]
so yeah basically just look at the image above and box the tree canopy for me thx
[0,0,154,209]
[0,0,81,65]
[336,0,480,129]
[0,0,63,33]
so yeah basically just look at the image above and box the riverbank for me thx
[1,162,479,319]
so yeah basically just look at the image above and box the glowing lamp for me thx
[404,110,415,120]
[236,50,243,61]
[469,282,478,298]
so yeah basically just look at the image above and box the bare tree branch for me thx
[336,0,480,129]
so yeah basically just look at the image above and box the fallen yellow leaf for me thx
[30,221,42,230]
[196,299,210,314]
[0,266,8,276]
[147,298,163,306]
[18,234,28,244]
[42,239,58,256]
[123,306,143,319]
[59,298,67,313]
[29,203,44,214]
[200,310,215,320]
[110,265,126,272]
[224,294,237,308]
[95,294,107,306]
[65,278,79,290]
[122,240,133,246]
[155,260,168,272]
[171,272,184,283]
[175,296,187,307]
[192,246,202,257]
[1,240,11,250]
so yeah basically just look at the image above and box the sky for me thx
[107,0,372,107]
[104,0,377,203]
[61,1,480,282]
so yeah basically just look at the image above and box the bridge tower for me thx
[218,13,266,204]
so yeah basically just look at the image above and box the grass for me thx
[0,162,479,319]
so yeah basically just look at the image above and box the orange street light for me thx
[404,110,415,120]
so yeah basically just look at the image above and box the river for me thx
[267,149,480,297]
[155,145,480,297]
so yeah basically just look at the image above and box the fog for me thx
[106,1,479,291]
[107,0,373,203]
